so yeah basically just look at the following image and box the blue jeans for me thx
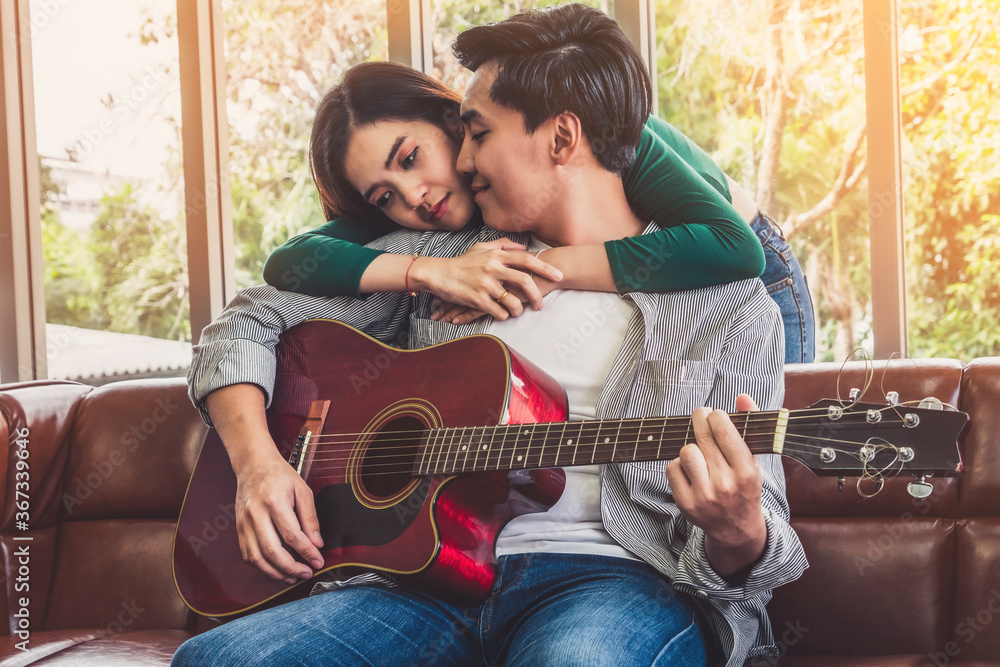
[752,213,816,363]
[171,553,707,666]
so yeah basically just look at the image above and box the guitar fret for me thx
[425,428,437,475]
[469,426,483,471]
[521,425,532,470]
[486,426,503,472]
[432,429,447,475]
[416,431,430,475]
[571,423,581,465]
[656,419,664,461]
[443,428,459,475]
[559,423,572,467]
[536,424,548,468]
[632,419,642,462]
[505,424,517,470]
[590,422,601,465]
[460,428,472,472]
[610,420,622,463]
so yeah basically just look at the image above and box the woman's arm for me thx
[264,216,563,320]
[263,217,394,298]
[610,117,764,292]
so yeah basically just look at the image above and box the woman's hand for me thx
[409,239,562,321]
[431,274,561,325]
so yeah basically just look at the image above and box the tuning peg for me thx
[837,476,846,492]
[848,388,861,402]
[907,475,933,499]
[919,397,944,410]
[886,391,899,406]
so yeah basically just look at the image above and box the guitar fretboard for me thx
[413,412,785,476]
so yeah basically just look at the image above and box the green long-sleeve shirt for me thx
[262,116,763,297]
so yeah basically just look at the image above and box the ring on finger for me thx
[494,289,510,303]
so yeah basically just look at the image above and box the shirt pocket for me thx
[408,313,461,349]
[628,359,715,472]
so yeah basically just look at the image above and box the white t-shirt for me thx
[485,238,641,560]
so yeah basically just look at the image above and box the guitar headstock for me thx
[781,399,967,490]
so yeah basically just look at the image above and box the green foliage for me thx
[43,182,189,341]
[223,0,387,290]
[42,0,997,359]
[654,0,999,360]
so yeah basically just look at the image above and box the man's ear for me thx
[551,112,583,166]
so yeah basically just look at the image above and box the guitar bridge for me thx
[288,400,331,477]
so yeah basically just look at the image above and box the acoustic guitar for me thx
[173,319,966,617]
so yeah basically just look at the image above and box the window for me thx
[222,0,388,290]
[31,0,190,384]
[4,0,999,384]
[901,1,1000,359]
[654,0,870,362]
[431,0,613,92]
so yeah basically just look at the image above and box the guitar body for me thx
[173,319,568,617]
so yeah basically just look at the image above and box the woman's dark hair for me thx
[452,3,651,175]
[310,61,463,221]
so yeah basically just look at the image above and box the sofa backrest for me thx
[768,358,1000,663]
[2,358,998,662]
[0,379,207,636]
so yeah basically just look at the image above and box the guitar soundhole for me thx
[361,416,423,498]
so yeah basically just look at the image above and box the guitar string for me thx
[301,436,907,474]
[300,441,910,480]
[295,422,924,463]
[299,427,925,468]
[299,412,920,447]
[296,408,824,439]
[284,401,957,442]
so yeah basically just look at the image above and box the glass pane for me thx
[654,0,871,362]
[223,0,388,291]
[432,0,614,92]
[902,3,1000,358]
[32,0,190,384]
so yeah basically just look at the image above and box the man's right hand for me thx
[232,448,325,584]
[204,384,325,583]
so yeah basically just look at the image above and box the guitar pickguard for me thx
[315,477,433,549]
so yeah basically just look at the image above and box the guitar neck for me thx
[414,410,789,476]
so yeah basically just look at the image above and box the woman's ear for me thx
[551,112,583,166]
[442,105,465,142]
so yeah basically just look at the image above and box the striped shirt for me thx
[188,223,808,666]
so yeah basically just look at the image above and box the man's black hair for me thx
[452,3,652,175]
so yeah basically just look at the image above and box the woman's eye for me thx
[401,148,418,169]
[375,192,391,208]
[471,131,487,143]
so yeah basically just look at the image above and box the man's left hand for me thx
[666,394,768,578]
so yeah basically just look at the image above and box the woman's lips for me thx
[429,195,449,221]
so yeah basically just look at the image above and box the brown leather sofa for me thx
[0,359,997,666]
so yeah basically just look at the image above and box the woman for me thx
[263,61,815,361]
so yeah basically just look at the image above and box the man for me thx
[173,5,806,665]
